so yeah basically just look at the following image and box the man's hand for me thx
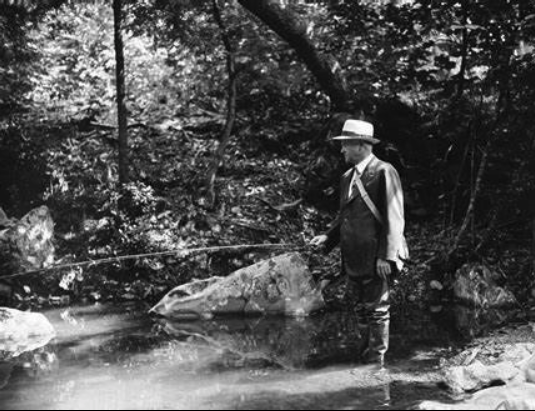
[376,259,392,281]
[310,235,328,248]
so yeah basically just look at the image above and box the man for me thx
[311,119,408,368]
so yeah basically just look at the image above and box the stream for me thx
[0,303,493,410]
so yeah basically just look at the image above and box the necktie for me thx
[349,168,360,198]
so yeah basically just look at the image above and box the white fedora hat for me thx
[332,120,380,145]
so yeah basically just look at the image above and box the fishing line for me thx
[1,243,308,281]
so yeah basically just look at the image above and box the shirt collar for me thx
[355,154,374,175]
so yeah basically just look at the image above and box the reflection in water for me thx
[0,334,56,362]
[0,304,470,410]
[159,313,367,370]
[0,363,13,390]
[450,305,513,339]
[426,304,515,341]
[0,325,58,395]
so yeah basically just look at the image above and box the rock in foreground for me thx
[419,384,535,410]
[443,360,520,394]
[423,345,535,410]
[0,308,56,359]
[150,253,325,320]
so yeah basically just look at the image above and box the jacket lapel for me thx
[340,168,353,205]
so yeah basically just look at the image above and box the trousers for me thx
[345,273,390,364]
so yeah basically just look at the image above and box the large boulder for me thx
[443,360,521,394]
[0,308,56,360]
[453,264,517,308]
[151,252,326,320]
[0,206,55,276]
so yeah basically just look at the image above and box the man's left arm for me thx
[378,165,405,265]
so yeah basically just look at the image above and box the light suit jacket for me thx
[325,155,409,278]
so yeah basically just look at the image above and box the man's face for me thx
[341,140,369,165]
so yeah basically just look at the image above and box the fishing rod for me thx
[1,243,308,282]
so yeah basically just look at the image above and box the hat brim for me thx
[331,135,380,145]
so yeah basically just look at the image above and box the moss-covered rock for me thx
[0,206,55,276]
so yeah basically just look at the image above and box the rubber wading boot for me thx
[356,315,370,363]
[362,321,389,368]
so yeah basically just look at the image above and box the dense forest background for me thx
[0,0,534,307]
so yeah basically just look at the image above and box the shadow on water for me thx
[0,303,513,410]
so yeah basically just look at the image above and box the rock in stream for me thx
[150,252,326,319]
[0,308,56,360]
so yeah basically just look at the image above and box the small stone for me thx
[430,280,444,291]
[231,206,241,215]
[90,292,102,301]
[212,224,222,234]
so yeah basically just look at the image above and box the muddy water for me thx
[0,304,468,410]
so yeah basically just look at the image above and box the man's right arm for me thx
[310,216,340,253]
[310,217,341,291]
[324,217,341,253]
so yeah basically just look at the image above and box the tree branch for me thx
[237,0,354,112]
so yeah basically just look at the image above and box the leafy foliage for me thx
[0,0,534,307]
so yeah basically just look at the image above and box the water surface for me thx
[0,304,468,410]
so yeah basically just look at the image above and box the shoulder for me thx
[372,157,399,175]
[372,159,402,186]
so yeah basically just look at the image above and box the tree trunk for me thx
[237,0,354,113]
[532,141,535,278]
[113,0,129,187]
[455,2,470,100]
[205,0,238,207]
[532,217,535,276]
